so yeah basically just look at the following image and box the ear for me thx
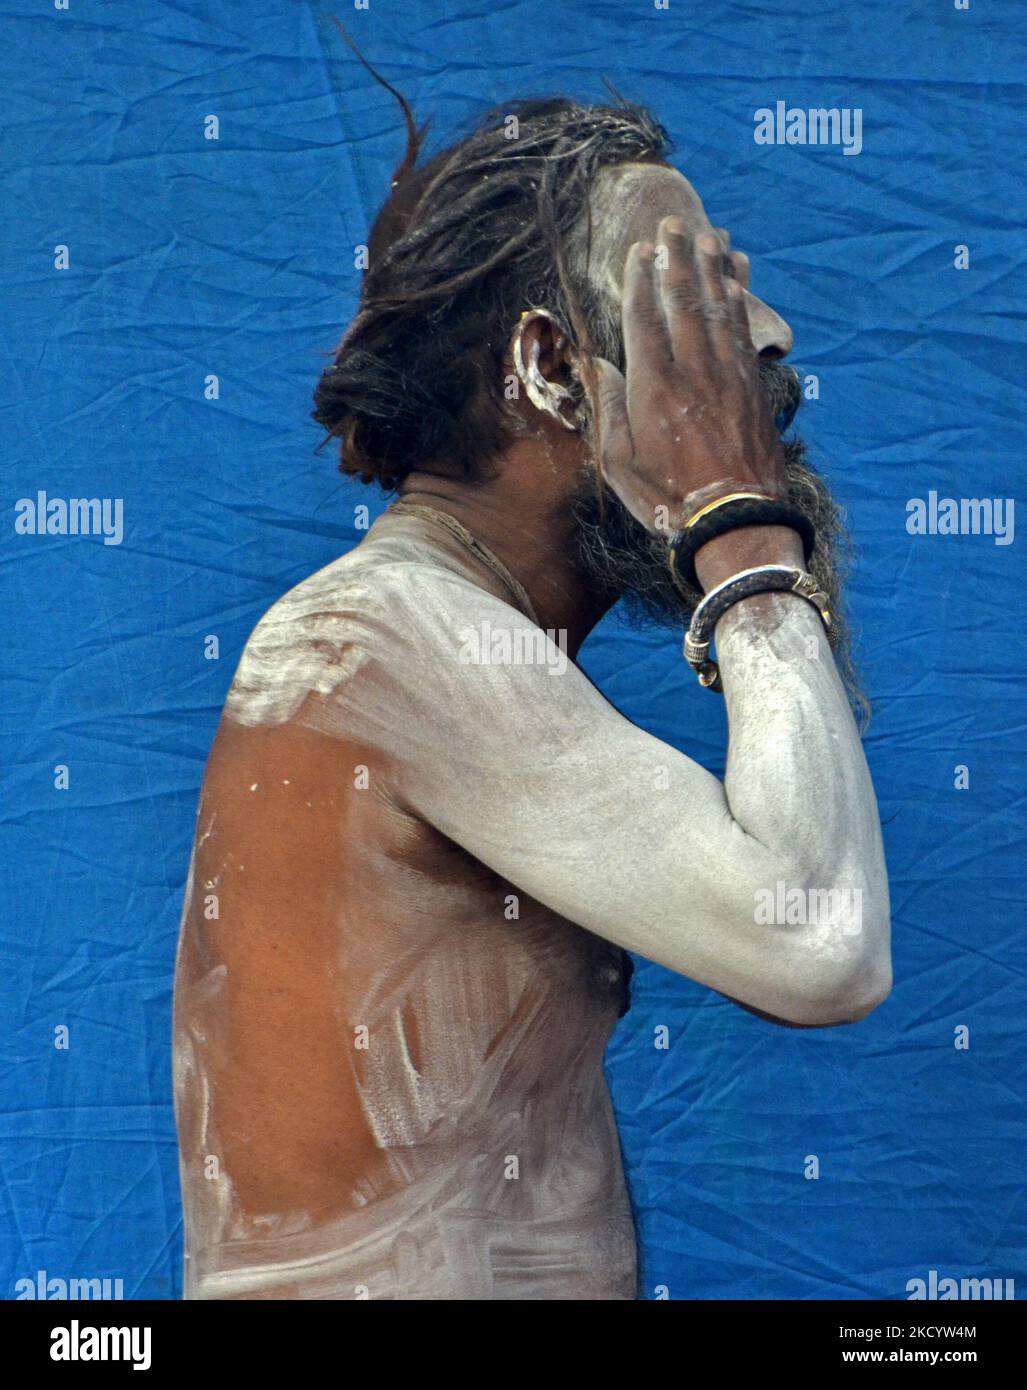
[508,309,581,431]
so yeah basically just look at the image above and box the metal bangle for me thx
[684,565,837,692]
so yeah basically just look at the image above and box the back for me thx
[172,506,637,1300]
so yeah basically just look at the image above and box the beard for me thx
[570,360,867,721]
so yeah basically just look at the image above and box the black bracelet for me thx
[668,494,816,592]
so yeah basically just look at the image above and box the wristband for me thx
[668,492,816,593]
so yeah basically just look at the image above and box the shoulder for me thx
[223,542,517,730]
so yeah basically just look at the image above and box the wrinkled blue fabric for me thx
[1,0,1024,1300]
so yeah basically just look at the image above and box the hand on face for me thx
[591,215,791,537]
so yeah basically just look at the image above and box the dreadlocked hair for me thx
[312,42,669,490]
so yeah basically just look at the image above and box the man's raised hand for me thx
[592,216,790,539]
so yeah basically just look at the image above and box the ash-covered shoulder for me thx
[222,541,525,730]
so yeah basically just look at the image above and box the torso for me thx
[172,506,638,1300]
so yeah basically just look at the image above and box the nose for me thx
[744,290,794,360]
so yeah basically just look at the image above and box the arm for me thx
[585,220,890,1023]
[322,555,889,1028]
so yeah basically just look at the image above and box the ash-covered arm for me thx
[317,563,890,1027]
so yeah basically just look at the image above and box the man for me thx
[172,95,891,1301]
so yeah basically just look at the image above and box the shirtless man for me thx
[172,96,891,1300]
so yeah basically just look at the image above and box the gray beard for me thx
[570,361,867,721]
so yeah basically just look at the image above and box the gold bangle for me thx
[668,491,778,594]
[680,490,778,533]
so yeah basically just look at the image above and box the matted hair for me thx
[312,62,669,490]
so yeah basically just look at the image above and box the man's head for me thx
[312,96,672,487]
[313,94,864,717]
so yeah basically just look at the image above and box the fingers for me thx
[693,231,737,364]
[728,249,751,291]
[725,277,756,356]
[652,217,708,361]
[713,228,752,291]
[652,220,755,365]
[620,225,753,376]
[621,241,672,370]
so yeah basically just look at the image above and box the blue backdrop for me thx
[2,0,1023,1301]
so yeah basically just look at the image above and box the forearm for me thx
[685,523,891,1022]
[713,590,890,1021]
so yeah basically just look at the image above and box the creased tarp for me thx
[1,0,1024,1300]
